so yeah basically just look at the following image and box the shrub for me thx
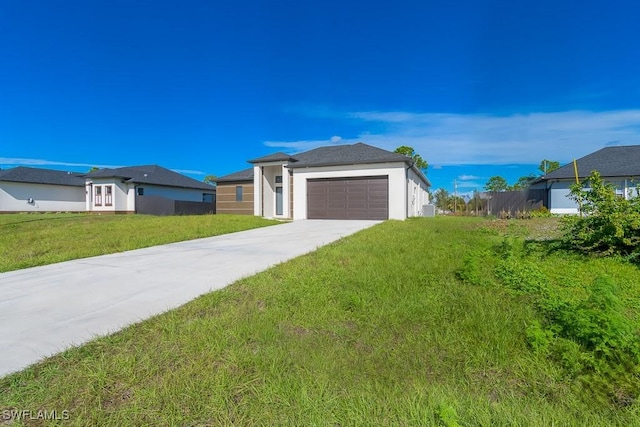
[530,206,552,218]
[561,171,640,258]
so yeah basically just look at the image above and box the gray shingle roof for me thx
[0,166,85,187]
[215,168,254,183]
[543,145,640,180]
[247,152,294,163]
[86,165,215,191]
[220,143,431,186]
[285,143,412,168]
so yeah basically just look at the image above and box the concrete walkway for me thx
[0,220,380,377]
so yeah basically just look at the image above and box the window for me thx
[137,187,144,196]
[105,185,113,206]
[236,186,243,202]
[275,175,283,184]
[203,193,214,203]
[95,186,102,206]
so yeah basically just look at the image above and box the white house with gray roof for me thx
[84,165,216,214]
[532,145,640,214]
[0,165,215,215]
[217,143,431,220]
[0,167,86,213]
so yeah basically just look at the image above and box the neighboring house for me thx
[216,142,431,220]
[532,145,640,214]
[85,165,216,215]
[0,166,86,213]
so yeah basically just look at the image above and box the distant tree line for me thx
[484,159,560,192]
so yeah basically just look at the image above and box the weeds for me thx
[458,233,640,407]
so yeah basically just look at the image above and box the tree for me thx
[512,174,537,190]
[539,159,560,175]
[203,175,217,186]
[484,176,509,192]
[447,195,466,213]
[88,166,99,172]
[434,188,450,211]
[394,146,428,171]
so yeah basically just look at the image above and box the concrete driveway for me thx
[0,219,380,377]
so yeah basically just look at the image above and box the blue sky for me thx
[2,0,640,194]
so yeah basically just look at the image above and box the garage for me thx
[307,176,388,220]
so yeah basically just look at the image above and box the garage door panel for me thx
[307,176,388,220]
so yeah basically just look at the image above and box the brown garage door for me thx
[307,176,388,220]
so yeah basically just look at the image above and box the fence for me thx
[486,189,546,216]
[136,195,215,216]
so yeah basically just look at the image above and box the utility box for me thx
[422,204,436,217]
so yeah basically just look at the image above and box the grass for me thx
[0,213,279,272]
[1,216,639,425]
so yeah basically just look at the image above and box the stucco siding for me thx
[0,182,85,212]
[136,184,213,202]
[88,179,131,213]
[292,162,409,220]
[548,178,639,214]
[216,183,254,215]
[407,168,430,217]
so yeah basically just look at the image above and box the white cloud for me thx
[0,157,124,170]
[266,109,640,165]
[172,169,206,175]
[458,174,482,181]
[264,136,356,153]
[0,157,205,176]
[456,180,484,189]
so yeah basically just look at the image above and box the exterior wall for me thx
[0,181,85,212]
[87,179,132,213]
[87,180,215,214]
[135,184,213,202]
[547,178,640,214]
[289,172,294,218]
[253,163,291,219]
[216,182,254,215]
[407,168,430,217]
[548,181,578,214]
[292,162,409,220]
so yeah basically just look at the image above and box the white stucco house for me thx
[216,143,431,220]
[84,165,216,214]
[0,164,215,215]
[532,145,640,214]
[0,167,86,213]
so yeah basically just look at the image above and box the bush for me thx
[562,171,640,258]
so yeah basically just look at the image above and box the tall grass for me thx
[1,217,638,425]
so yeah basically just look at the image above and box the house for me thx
[532,145,640,214]
[216,143,431,220]
[0,166,86,212]
[84,165,216,215]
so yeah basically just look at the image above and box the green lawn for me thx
[0,213,279,272]
[1,216,638,425]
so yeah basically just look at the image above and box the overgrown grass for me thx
[0,213,279,272]
[1,217,639,425]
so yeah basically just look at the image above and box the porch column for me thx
[253,165,262,216]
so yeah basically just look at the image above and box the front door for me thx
[276,186,283,216]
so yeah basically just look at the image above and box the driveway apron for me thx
[0,220,379,377]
